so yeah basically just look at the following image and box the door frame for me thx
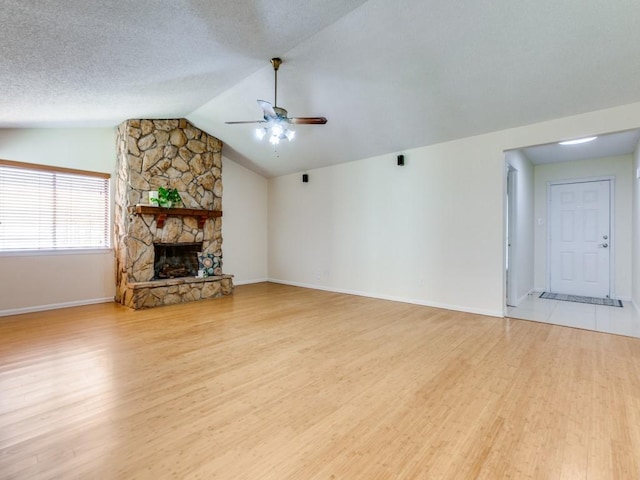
[545,175,615,298]
[506,166,518,306]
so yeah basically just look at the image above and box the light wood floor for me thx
[2,283,640,479]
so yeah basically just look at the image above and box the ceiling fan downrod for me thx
[271,57,282,107]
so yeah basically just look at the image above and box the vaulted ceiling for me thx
[3,0,640,176]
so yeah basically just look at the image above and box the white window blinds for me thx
[0,160,111,251]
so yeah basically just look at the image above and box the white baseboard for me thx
[516,289,536,306]
[233,278,269,286]
[267,278,503,318]
[0,297,114,318]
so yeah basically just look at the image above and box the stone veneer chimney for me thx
[114,118,233,309]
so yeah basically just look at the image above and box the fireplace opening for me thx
[153,242,202,280]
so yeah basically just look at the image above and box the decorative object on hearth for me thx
[197,252,222,277]
[150,187,181,208]
[225,57,327,145]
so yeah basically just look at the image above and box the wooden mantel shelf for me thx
[134,205,222,228]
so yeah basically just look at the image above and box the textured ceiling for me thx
[3,0,640,176]
[0,0,367,127]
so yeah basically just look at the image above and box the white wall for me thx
[0,128,116,172]
[221,157,268,284]
[268,101,640,317]
[533,155,633,299]
[505,150,535,304]
[269,137,506,317]
[633,140,640,309]
[0,128,117,315]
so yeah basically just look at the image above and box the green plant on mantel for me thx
[151,187,182,208]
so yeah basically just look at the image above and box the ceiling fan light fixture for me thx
[258,120,295,145]
[255,128,267,140]
[559,136,597,145]
[272,124,284,136]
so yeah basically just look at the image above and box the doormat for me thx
[539,292,623,307]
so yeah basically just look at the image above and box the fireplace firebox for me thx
[153,243,202,279]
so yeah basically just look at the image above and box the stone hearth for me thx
[114,118,233,309]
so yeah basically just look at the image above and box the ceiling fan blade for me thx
[224,120,266,125]
[290,117,328,125]
[257,99,277,118]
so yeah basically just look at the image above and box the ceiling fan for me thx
[225,58,327,144]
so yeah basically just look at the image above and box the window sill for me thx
[0,248,113,258]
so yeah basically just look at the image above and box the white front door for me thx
[549,180,611,297]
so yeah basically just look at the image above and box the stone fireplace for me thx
[114,118,233,309]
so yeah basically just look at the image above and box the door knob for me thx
[603,235,608,240]
[598,243,608,248]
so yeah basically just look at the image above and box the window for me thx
[0,160,111,251]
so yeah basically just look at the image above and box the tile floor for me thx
[506,293,640,338]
